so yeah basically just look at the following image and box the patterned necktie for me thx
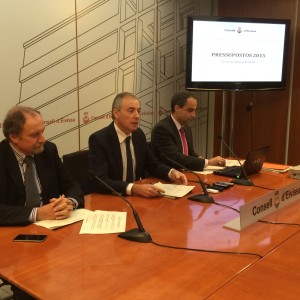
[125,136,134,182]
[179,127,189,156]
[24,156,41,207]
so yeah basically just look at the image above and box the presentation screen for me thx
[186,16,290,91]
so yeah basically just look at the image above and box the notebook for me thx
[213,146,270,179]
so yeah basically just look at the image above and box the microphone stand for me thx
[160,154,214,203]
[218,135,253,186]
[89,171,152,243]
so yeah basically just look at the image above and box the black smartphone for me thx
[210,184,225,191]
[215,181,234,187]
[13,234,48,243]
[213,182,230,189]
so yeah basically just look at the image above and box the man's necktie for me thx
[125,136,134,182]
[179,127,189,156]
[24,156,41,207]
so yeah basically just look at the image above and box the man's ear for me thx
[9,134,18,144]
[174,104,181,112]
[112,108,118,119]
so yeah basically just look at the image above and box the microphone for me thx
[160,153,214,203]
[88,170,152,243]
[217,135,253,186]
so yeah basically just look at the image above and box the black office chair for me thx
[62,149,89,193]
[147,141,152,151]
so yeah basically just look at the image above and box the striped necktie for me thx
[24,156,41,207]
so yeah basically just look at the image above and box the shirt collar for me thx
[114,122,131,144]
[171,114,182,131]
[9,143,27,166]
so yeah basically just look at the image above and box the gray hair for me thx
[111,92,138,119]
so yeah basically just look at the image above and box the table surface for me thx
[1,170,300,299]
[207,230,300,300]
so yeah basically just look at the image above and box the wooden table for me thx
[207,230,300,300]
[1,171,300,299]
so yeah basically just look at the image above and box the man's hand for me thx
[208,156,225,167]
[36,195,74,221]
[131,183,165,198]
[169,169,188,185]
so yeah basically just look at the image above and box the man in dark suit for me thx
[0,106,84,226]
[151,91,225,171]
[88,92,187,198]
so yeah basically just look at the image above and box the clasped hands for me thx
[37,194,74,221]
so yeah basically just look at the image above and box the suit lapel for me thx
[131,131,139,177]
[109,123,124,179]
[168,116,194,154]
[184,127,193,153]
[34,150,48,195]
[168,116,184,151]
[2,141,25,191]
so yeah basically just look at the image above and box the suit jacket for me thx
[0,140,84,226]
[88,122,171,195]
[151,115,205,171]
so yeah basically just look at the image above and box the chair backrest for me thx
[147,141,152,151]
[62,149,89,190]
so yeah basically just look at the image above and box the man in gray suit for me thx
[151,91,225,171]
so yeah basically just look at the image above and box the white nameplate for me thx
[224,180,300,231]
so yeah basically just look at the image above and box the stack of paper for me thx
[79,210,127,234]
[262,162,290,173]
[35,208,92,230]
[35,209,127,234]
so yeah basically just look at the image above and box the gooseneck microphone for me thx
[160,153,214,203]
[217,135,253,186]
[88,170,152,243]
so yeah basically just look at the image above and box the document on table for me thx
[35,208,92,230]
[154,182,195,198]
[79,210,127,234]
[262,162,291,173]
[194,159,245,174]
[196,165,223,174]
[225,159,245,166]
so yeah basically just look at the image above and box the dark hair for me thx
[111,92,138,119]
[3,106,41,139]
[171,91,196,112]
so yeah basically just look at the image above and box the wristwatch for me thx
[70,199,77,210]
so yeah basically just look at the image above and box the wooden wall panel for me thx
[214,0,299,165]
[288,3,300,165]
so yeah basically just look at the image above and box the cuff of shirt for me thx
[204,159,208,168]
[68,198,79,210]
[29,198,78,223]
[126,183,134,195]
[168,168,175,180]
[29,208,38,223]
